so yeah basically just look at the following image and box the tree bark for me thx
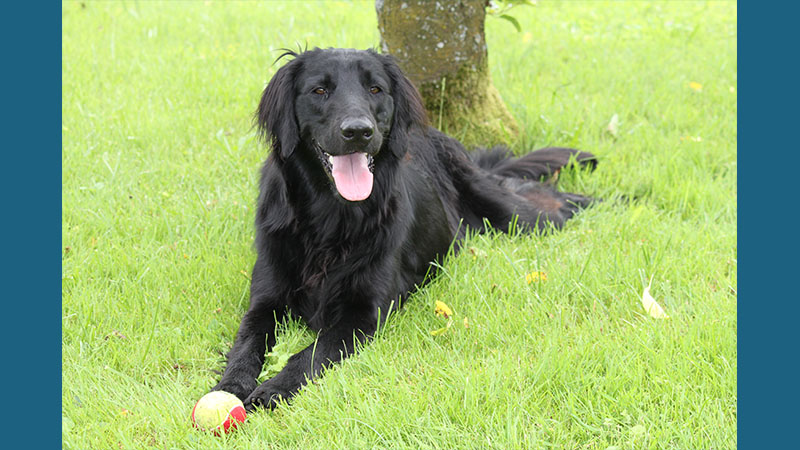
[376,0,519,148]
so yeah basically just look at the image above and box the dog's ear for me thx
[379,53,428,158]
[256,54,301,160]
[256,161,294,233]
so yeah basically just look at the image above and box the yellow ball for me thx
[191,391,247,435]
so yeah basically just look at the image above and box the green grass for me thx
[62,1,736,449]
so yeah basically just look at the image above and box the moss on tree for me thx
[376,0,519,148]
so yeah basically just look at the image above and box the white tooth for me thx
[328,155,334,165]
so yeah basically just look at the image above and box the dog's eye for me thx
[312,87,327,95]
[369,86,382,94]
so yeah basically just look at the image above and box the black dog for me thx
[211,48,596,410]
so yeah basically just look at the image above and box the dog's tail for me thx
[471,146,597,181]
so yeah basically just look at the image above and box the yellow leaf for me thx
[688,81,703,91]
[526,271,548,284]
[641,278,670,319]
[606,113,620,137]
[434,300,453,319]
[463,317,469,329]
[522,31,533,44]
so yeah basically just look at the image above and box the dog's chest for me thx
[279,211,390,295]
[272,192,414,324]
[280,236,384,328]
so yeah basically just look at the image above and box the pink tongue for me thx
[330,153,373,201]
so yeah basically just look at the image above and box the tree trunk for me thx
[376,0,519,148]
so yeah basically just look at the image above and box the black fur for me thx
[211,48,597,411]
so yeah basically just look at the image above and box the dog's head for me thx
[256,48,427,202]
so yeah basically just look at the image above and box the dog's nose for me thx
[340,117,374,142]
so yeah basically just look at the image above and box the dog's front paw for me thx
[243,382,291,412]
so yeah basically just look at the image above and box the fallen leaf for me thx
[463,317,470,329]
[104,330,127,340]
[526,271,548,284]
[434,300,453,319]
[62,416,74,433]
[606,113,620,137]
[641,277,670,319]
[522,31,533,43]
[688,81,703,91]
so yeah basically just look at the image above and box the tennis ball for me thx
[191,391,247,435]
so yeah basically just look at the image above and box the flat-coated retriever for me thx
[211,48,596,411]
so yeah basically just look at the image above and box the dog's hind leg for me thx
[476,146,597,181]
[448,145,597,232]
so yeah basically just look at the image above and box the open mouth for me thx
[315,142,376,202]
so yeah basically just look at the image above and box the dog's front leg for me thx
[243,309,377,411]
[211,302,284,401]
[212,259,287,401]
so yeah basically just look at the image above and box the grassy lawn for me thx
[62,1,736,449]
